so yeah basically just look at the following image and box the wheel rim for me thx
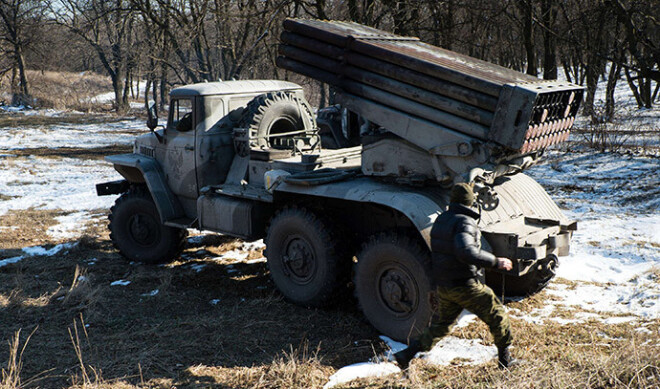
[127,213,160,247]
[281,236,316,284]
[377,261,419,318]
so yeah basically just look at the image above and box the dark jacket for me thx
[430,203,497,287]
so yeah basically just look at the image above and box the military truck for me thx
[97,19,582,341]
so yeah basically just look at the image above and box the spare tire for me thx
[239,91,316,149]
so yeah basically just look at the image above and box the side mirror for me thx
[146,103,158,130]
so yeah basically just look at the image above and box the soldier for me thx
[394,183,516,369]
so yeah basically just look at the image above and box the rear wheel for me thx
[109,188,187,264]
[354,233,433,342]
[265,206,345,307]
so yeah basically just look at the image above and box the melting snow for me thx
[141,289,159,297]
[0,156,122,216]
[22,242,76,257]
[1,242,77,268]
[47,211,90,240]
[110,280,131,286]
[323,362,401,389]
[421,337,497,366]
[0,256,23,268]
[190,263,207,273]
[0,118,143,150]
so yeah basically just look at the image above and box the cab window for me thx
[170,98,193,132]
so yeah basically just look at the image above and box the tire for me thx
[109,188,187,264]
[354,233,433,342]
[486,255,558,297]
[265,206,343,307]
[239,91,315,149]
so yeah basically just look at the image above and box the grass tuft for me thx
[1,328,37,389]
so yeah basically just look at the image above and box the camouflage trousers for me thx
[418,281,512,351]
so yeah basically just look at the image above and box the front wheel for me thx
[354,233,433,342]
[109,188,187,264]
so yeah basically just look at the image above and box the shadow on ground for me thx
[0,234,380,388]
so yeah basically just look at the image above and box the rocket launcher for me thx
[276,19,584,163]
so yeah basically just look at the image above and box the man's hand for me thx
[497,257,513,271]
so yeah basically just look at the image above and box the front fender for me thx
[105,153,185,223]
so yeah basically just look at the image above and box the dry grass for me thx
[1,329,39,389]
[0,209,62,250]
[1,217,658,389]
[0,70,112,111]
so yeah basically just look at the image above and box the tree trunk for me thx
[541,0,557,80]
[11,44,29,105]
[144,77,152,111]
[519,0,537,76]
[112,73,127,112]
[624,67,643,108]
[16,49,28,97]
[584,57,603,122]
[347,0,358,22]
[640,73,652,108]
[604,62,620,121]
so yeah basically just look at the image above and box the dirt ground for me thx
[0,203,383,388]
[2,200,659,388]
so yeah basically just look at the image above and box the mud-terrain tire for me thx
[265,206,343,307]
[486,256,558,297]
[109,188,187,264]
[239,91,315,149]
[354,233,433,342]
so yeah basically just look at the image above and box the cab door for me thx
[162,97,198,207]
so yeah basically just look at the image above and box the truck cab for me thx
[106,80,309,225]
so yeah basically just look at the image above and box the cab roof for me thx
[170,80,303,97]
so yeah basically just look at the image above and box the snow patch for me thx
[455,310,478,328]
[110,280,131,286]
[21,242,76,257]
[0,256,23,268]
[421,336,497,366]
[47,211,89,240]
[323,362,400,389]
[0,118,143,150]
[0,156,121,217]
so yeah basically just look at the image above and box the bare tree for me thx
[607,0,659,108]
[0,0,47,105]
[52,0,138,112]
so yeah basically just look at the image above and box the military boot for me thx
[393,340,421,369]
[497,346,519,369]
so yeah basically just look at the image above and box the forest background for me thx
[0,0,658,120]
